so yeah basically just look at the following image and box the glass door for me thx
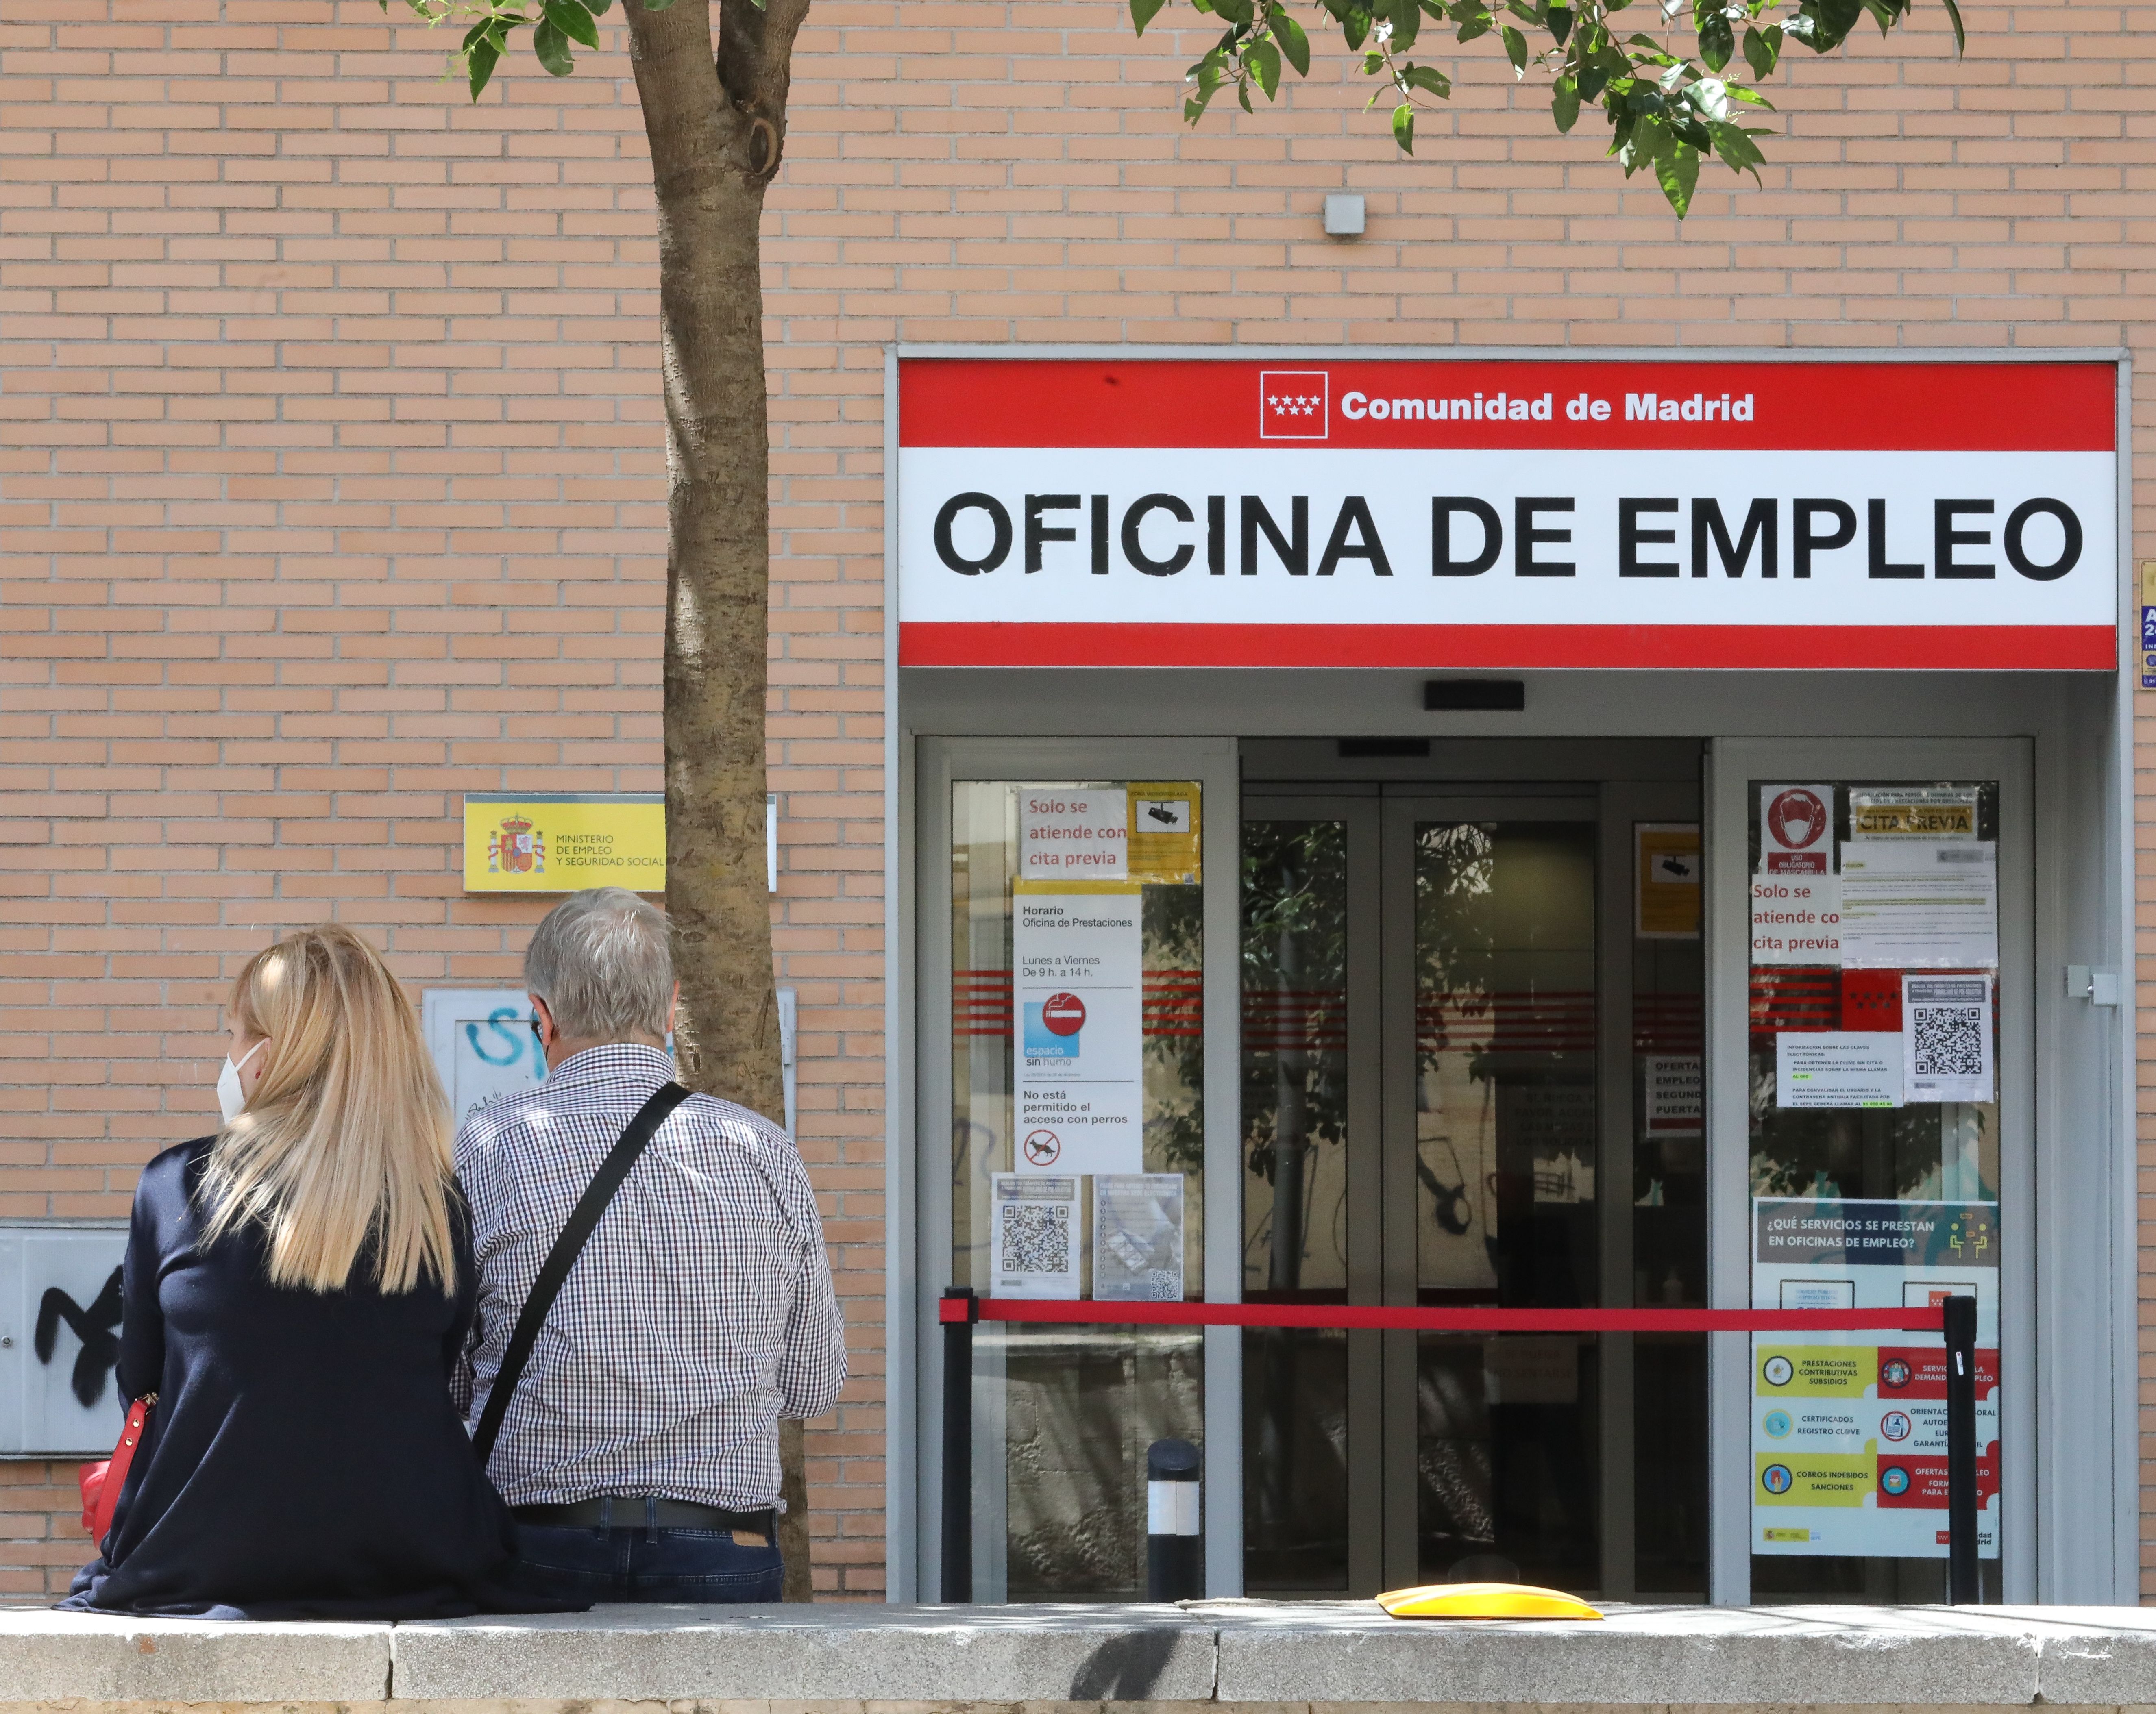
[1707,739,2034,1604]
[1243,782,1707,1599]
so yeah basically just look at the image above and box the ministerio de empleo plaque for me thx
[462,793,666,893]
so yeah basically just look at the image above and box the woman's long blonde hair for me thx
[200,924,458,1296]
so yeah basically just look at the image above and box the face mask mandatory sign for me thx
[1022,992,1086,1059]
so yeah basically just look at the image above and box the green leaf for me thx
[1387,0,1422,49]
[1455,11,1493,40]
[1500,22,1528,68]
[531,15,573,72]
[1546,2,1572,40]
[1938,0,1965,52]
[1687,73,1729,117]
[1238,76,1254,110]
[583,0,612,17]
[1813,0,1862,46]
[1551,71,1581,128]
[544,0,598,46]
[1698,9,1732,68]
[1707,117,1766,177]
[1741,22,1779,77]
[1274,9,1313,72]
[1655,136,1699,214]
[1401,59,1452,94]
[1246,35,1282,94]
[1130,0,1172,33]
[467,33,501,97]
[1392,100,1416,151]
[1341,4,1372,47]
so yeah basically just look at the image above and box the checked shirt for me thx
[451,1042,845,1512]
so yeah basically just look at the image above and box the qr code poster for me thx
[991,1173,1080,1299]
[1903,974,1993,1103]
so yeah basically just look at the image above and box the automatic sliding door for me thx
[1239,800,1380,1594]
[1383,801,1601,1590]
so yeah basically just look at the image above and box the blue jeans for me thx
[507,1503,784,1603]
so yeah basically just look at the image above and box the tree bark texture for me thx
[624,0,819,1603]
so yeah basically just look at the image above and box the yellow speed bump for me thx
[1376,1582,1604,1621]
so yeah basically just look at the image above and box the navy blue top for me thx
[63,1137,578,1619]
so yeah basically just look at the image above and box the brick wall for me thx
[3,0,2154,1601]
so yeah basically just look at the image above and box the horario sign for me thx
[894,357,2119,671]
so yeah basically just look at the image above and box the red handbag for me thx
[78,1394,154,1547]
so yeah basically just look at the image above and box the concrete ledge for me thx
[0,1611,390,1703]
[9,1601,2156,1709]
[393,1605,1218,1702]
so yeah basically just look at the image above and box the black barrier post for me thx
[1146,1438,1203,1601]
[1943,1293,1979,1605]
[941,1288,976,1603]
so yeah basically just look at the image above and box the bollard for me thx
[941,1287,976,1603]
[1943,1293,1978,1605]
[1146,1437,1202,1602]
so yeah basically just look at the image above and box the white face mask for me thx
[217,1039,266,1124]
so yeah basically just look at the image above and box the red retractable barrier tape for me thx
[939,1296,1945,1334]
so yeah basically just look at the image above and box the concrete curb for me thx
[10,1601,2156,1706]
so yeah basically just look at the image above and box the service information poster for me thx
[1011,882,1145,1176]
[1093,1172,1185,1300]
[1752,1197,1999,1559]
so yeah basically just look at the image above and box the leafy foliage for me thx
[1130,0,1961,216]
[380,0,680,102]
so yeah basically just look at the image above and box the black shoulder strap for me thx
[473,1080,692,1464]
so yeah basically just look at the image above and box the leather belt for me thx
[512,1496,775,1542]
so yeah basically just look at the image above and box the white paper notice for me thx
[1751,872,1842,966]
[1644,1055,1703,1135]
[1019,787,1127,881]
[1776,1032,1903,1109]
[1838,841,1997,970]
[1903,974,1994,1103]
[1012,883,1145,1176]
[1761,783,1836,874]
[1093,1172,1185,1301]
[991,1173,1080,1299]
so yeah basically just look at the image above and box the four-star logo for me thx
[1259,370,1329,439]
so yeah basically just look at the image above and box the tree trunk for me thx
[625,0,817,1603]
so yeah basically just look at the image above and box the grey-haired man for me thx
[451,886,845,1602]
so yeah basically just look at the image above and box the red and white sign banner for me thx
[895,358,2119,671]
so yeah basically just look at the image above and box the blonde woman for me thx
[63,925,577,1618]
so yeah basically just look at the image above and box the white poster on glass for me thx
[990,1173,1080,1299]
[1750,871,1842,966]
[1018,787,1127,881]
[1902,974,1994,1103]
[1775,1033,1902,1109]
[1011,883,1145,1176]
[1751,1198,1999,1560]
[1093,1173,1184,1301]
[1839,842,1998,970]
